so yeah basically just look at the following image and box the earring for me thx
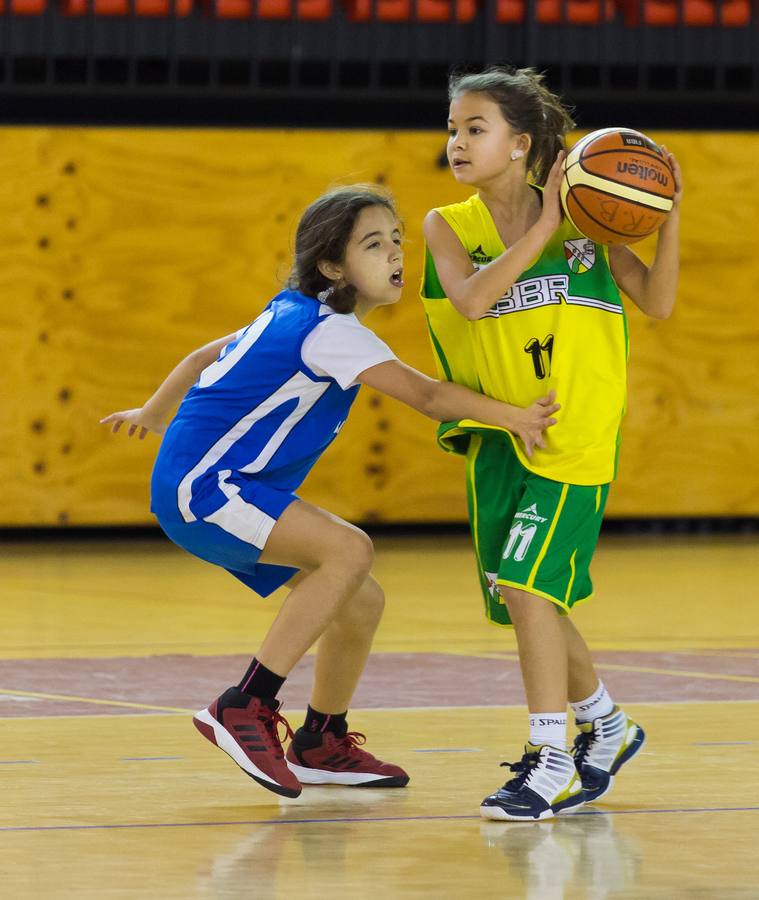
[510,149,524,160]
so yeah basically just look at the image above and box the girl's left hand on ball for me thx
[661,145,683,208]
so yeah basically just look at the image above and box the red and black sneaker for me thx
[193,687,302,798]
[285,726,409,787]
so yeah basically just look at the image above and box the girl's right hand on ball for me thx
[537,151,567,236]
[509,390,560,459]
[99,408,166,440]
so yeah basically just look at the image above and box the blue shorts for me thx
[153,478,298,598]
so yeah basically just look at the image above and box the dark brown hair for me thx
[288,185,398,314]
[449,66,575,186]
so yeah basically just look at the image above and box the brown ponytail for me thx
[449,66,575,185]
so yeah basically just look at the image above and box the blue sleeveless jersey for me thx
[151,290,360,524]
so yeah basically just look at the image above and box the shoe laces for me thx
[499,749,540,791]
[336,731,368,755]
[258,704,295,759]
[571,730,592,769]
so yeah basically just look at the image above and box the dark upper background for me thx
[0,1,756,128]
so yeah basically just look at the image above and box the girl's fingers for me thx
[139,427,148,440]
[127,424,137,436]
[549,151,566,177]
[112,421,122,433]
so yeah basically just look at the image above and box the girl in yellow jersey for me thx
[422,67,682,821]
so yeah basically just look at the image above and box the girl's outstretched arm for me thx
[608,147,682,320]
[100,331,238,439]
[358,360,560,459]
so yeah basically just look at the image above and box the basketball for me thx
[560,127,675,245]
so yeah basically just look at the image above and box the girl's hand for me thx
[537,151,567,237]
[508,391,560,459]
[661,145,683,209]
[99,408,166,440]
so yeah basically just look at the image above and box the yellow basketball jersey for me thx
[421,192,628,485]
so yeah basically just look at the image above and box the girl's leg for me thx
[481,586,585,821]
[499,585,568,712]
[309,575,385,714]
[255,500,375,676]
[270,537,407,788]
[193,500,381,798]
[560,616,602,703]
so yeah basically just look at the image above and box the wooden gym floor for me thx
[2,531,758,899]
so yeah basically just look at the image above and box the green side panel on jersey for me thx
[425,315,454,383]
[422,246,447,300]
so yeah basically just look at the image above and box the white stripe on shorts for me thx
[202,470,276,550]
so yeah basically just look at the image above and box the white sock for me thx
[529,712,568,751]
[571,680,615,723]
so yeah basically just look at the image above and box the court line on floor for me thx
[663,650,759,660]
[3,805,758,833]
[0,688,192,714]
[477,653,759,684]
[2,697,757,721]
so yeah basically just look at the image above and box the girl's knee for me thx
[498,585,554,624]
[335,575,385,631]
[342,527,374,575]
[360,576,386,621]
[325,526,374,587]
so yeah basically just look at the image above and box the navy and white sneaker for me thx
[572,706,646,803]
[480,743,585,821]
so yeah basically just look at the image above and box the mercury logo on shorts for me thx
[514,503,547,524]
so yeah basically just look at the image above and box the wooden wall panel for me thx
[0,128,757,525]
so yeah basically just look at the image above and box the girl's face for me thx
[331,205,404,313]
[447,92,527,186]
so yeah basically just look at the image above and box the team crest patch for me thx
[564,238,596,274]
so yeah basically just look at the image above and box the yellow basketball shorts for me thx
[464,433,609,627]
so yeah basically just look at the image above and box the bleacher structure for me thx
[0,1,756,116]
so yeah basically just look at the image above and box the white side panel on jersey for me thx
[238,374,330,476]
[177,371,330,522]
[198,310,274,388]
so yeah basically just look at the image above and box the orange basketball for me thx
[560,128,675,245]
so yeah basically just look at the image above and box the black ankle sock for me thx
[302,705,347,737]
[237,658,286,699]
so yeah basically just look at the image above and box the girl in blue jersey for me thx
[101,185,560,799]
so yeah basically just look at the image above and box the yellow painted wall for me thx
[1,127,757,525]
